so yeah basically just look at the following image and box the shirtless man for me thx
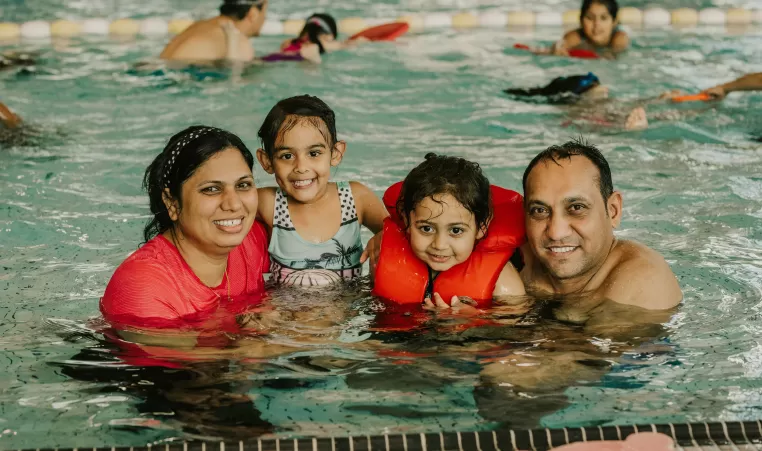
[702,72,762,100]
[160,0,268,63]
[520,139,682,311]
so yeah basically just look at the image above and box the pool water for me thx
[2,0,762,448]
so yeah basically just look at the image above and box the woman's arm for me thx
[350,181,389,234]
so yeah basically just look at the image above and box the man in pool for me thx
[160,0,268,62]
[362,139,682,311]
[519,139,682,311]
[701,72,762,100]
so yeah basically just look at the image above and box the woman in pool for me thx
[504,73,688,131]
[100,126,270,337]
[262,14,358,63]
[255,95,388,286]
[552,0,629,57]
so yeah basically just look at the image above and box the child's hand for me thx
[551,41,570,56]
[423,293,480,315]
[360,230,383,278]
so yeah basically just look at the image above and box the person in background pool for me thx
[551,0,629,57]
[0,101,21,130]
[262,14,360,64]
[503,73,655,130]
[701,72,762,100]
[160,0,268,63]
[254,95,388,287]
[100,126,273,348]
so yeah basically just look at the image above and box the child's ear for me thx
[476,218,490,240]
[256,148,275,174]
[330,141,347,167]
[162,189,180,221]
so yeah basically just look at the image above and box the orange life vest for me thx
[372,182,525,308]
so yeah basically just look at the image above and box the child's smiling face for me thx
[408,194,486,273]
[259,117,344,204]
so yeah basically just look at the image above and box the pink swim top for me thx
[100,221,270,331]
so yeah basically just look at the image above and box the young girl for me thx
[504,73,690,131]
[255,95,388,287]
[373,153,526,310]
[552,0,629,57]
[262,14,357,63]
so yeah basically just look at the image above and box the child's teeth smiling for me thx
[293,179,315,188]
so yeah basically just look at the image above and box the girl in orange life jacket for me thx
[372,153,525,312]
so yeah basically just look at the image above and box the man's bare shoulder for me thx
[161,20,226,61]
[603,239,682,310]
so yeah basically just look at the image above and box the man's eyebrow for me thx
[563,196,591,204]
[526,199,550,207]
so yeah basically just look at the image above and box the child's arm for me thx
[492,261,526,299]
[350,181,389,234]
[550,30,582,56]
[256,187,277,232]
[610,31,630,53]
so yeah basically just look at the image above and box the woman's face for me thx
[581,2,617,46]
[167,147,257,256]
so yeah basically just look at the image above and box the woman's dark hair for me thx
[219,0,265,20]
[296,14,338,54]
[503,73,600,104]
[580,0,619,21]
[257,95,338,159]
[397,153,493,233]
[143,125,254,242]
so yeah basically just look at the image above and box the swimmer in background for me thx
[160,0,268,63]
[255,94,388,287]
[262,14,361,64]
[504,72,698,131]
[0,101,21,130]
[546,0,629,58]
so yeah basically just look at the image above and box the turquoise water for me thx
[2,0,762,448]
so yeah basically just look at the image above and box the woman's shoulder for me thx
[106,238,177,289]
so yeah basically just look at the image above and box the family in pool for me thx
[87,0,760,343]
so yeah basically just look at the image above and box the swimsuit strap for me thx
[337,181,358,225]
[272,188,296,230]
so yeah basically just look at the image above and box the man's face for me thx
[524,155,621,283]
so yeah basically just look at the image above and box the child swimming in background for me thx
[549,0,629,58]
[255,94,389,287]
[262,14,359,63]
[373,153,526,312]
[504,73,691,131]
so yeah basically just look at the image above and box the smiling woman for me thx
[100,126,269,336]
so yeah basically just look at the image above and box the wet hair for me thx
[580,0,619,21]
[257,95,338,160]
[143,125,254,242]
[295,14,338,54]
[397,153,492,233]
[504,73,600,104]
[219,0,265,20]
[522,138,613,205]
